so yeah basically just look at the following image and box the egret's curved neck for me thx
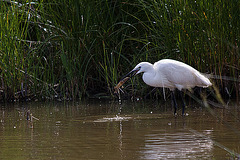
[142,66,157,87]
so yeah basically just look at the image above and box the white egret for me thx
[115,59,212,115]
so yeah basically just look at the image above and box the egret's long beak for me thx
[120,67,140,81]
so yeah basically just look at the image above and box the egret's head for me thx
[132,62,152,75]
[121,62,152,80]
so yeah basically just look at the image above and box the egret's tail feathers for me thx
[201,78,212,88]
[196,72,212,88]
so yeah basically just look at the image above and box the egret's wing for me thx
[153,59,211,90]
[157,62,199,90]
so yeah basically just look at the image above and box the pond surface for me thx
[0,100,239,160]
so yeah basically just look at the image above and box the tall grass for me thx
[0,2,31,101]
[0,0,239,101]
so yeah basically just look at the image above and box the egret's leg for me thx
[171,91,178,115]
[180,91,186,115]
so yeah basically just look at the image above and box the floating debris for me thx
[94,115,132,122]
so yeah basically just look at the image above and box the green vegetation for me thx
[0,0,239,101]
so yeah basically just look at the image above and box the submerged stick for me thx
[114,77,130,94]
[27,110,39,121]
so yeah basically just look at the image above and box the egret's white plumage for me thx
[133,59,212,91]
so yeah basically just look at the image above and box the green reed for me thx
[0,0,239,101]
[0,2,31,101]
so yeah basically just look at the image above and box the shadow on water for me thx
[0,100,239,159]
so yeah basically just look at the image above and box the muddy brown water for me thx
[0,100,239,160]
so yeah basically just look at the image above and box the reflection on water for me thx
[141,130,213,159]
[0,101,239,160]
